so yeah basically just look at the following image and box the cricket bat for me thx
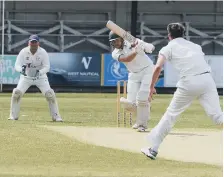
[106,20,136,44]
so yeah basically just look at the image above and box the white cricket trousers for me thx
[127,65,153,102]
[17,76,51,95]
[127,65,153,127]
[148,72,223,149]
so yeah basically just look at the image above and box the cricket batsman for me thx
[8,34,63,122]
[141,23,223,159]
[109,31,155,132]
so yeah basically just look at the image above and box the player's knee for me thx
[45,89,56,102]
[12,88,22,100]
[136,99,149,107]
[120,97,137,112]
[125,104,137,112]
[137,91,149,107]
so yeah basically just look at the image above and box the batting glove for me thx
[144,43,155,53]
[135,40,145,55]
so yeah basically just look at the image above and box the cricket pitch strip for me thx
[43,125,222,166]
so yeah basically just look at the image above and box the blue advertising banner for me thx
[47,53,101,86]
[1,53,101,86]
[102,54,128,86]
[1,55,20,84]
[102,54,164,87]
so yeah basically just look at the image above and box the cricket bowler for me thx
[8,34,63,122]
[141,23,223,159]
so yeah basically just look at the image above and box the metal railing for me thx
[0,10,222,53]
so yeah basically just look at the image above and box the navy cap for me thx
[29,34,39,42]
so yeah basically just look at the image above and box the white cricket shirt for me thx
[15,46,50,78]
[112,41,153,73]
[159,38,211,78]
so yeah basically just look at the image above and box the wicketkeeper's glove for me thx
[35,70,42,79]
[21,65,27,76]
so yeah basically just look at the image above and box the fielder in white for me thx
[141,23,223,159]
[8,34,63,122]
[109,31,155,132]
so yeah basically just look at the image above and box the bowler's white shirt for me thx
[159,38,210,78]
[112,41,153,73]
[15,46,50,78]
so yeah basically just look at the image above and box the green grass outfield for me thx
[0,93,223,177]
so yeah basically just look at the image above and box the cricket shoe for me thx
[137,125,147,132]
[141,147,158,160]
[8,117,18,120]
[52,116,63,122]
